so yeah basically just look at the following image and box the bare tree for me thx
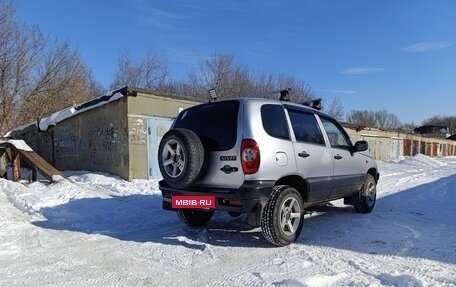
[86,69,105,99]
[0,2,96,134]
[346,110,377,127]
[422,115,456,134]
[19,42,93,123]
[374,109,401,130]
[186,53,253,99]
[346,109,401,130]
[269,73,315,103]
[183,53,315,103]
[325,98,344,120]
[400,122,417,133]
[251,72,275,97]
[110,52,168,91]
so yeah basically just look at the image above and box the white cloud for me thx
[134,1,185,29]
[402,42,452,53]
[164,47,201,65]
[341,67,385,75]
[324,89,358,94]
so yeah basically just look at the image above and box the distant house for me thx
[9,87,200,180]
[414,125,450,139]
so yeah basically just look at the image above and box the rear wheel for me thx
[228,212,242,218]
[261,185,304,246]
[177,210,214,227]
[353,174,377,213]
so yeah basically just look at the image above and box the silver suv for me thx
[158,97,379,246]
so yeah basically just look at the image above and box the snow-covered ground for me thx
[1,154,455,286]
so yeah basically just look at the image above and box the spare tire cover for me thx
[158,128,205,189]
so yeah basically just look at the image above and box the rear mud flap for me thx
[247,202,263,227]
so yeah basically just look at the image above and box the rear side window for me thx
[287,110,325,145]
[261,104,290,140]
[174,101,239,151]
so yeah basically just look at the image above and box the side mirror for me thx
[353,140,368,152]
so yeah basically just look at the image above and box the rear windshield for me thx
[174,100,239,151]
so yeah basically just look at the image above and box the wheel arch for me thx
[367,168,379,182]
[275,174,309,203]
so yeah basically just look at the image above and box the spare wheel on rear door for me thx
[158,128,205,189]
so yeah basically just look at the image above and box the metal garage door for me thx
[147,117,173,179]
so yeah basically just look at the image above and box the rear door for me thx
[173,100,244,189]
[286,108,334,203]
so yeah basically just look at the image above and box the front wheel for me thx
[177,209,214,227]
[354,174,377,213]
[261,185,304,246]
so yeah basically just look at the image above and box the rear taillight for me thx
[241,139,260,174]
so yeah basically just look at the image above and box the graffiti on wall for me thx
[57,125,76,148]
[53,114,126,170]
[80,117,124,168]
[55,124,78,160]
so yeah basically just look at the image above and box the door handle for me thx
[334,154,343,160]
[298,151,310,158]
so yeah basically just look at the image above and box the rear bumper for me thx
[159,180,274,213]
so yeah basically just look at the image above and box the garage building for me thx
[10,87,199,180]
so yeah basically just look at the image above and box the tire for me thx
[353,174,377,213]
[261,185,304,246]
[177,210,214,227]
[158,128,205,189]
[228,212,242,218]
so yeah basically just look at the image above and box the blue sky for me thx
[13,0,456,124]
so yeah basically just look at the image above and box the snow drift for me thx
[0,154,455,286]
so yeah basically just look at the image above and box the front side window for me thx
[287,109,325,145]
[320,117,351,149]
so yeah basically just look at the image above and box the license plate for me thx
[172,196,216,209]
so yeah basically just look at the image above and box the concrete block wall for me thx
[51,97,130,179]
[126,92,199,180]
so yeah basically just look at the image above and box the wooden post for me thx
[2,142,63,183]
[12,149,21,182]
[31,168,37,182]
[0,149,7,179]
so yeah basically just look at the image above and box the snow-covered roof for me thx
[38,91,124,131]
[0,139,33,151]
[4,86,200,136]
[4,89,126,136]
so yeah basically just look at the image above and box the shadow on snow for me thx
[33,175,456,264]
[33,193,270,249]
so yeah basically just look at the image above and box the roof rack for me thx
[278,89,291,101]
[302,98,322,110]
[277,89,322,110]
